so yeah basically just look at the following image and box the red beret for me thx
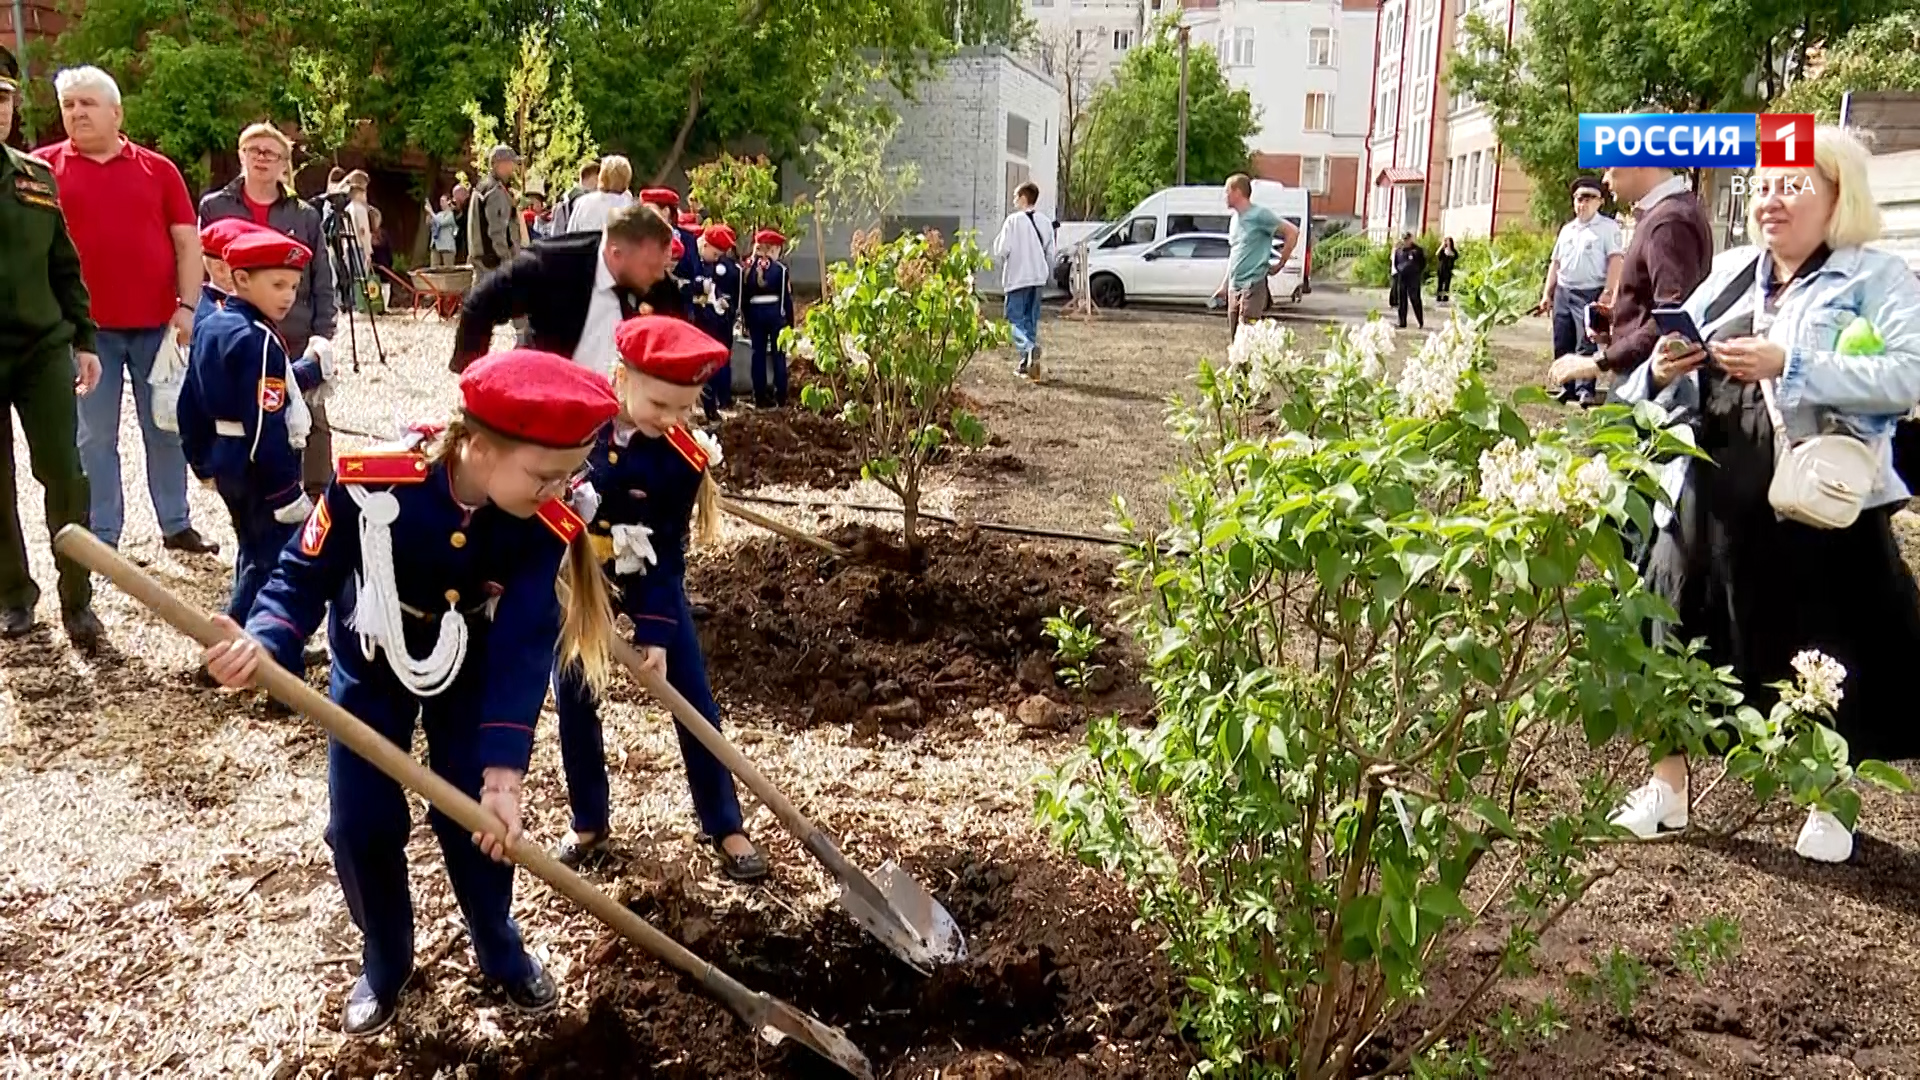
[225,229,313,272]
[677,211,699,227]
[200,218,267,261]
[702,224,737,251]
[459,349,619,448]
[670,235,685,261]
[753,229,787,247]
[614,315,729,387]
[639,188,680,208]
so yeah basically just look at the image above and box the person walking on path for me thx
[199,122,338,498]
[1213,173,1299,344]
[1392,233,1428,329]
[38,65,217,556]
[1435,237,1458,302]
[469,146,521,279]
[1538,177,1624,405]
[429,196,459,268]
[0,48,106,650]
[992,181,1054,380]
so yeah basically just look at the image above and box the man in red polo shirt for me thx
[38,65,217,557]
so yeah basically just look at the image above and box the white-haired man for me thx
[38,66,217,557]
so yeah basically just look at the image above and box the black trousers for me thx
[1395,272,1424,327]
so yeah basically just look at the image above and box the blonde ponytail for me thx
[694,471,721,549]
[558,537,616,698]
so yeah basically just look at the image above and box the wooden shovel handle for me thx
[719,498,850,559]
[52,527,759,1012]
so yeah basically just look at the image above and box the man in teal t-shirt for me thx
[1213,173,1299,344]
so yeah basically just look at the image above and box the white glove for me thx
[568,479,602,523]
[304,337,335,382]
[274,492,316,525]
[611,523,657,576]
[285,383,313,450]
[690,428,724,469]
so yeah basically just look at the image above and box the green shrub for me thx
[1035,260,1908,1077]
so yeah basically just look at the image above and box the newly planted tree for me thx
[1037,265,1908,1076]
[790,230,1008,551]
[686,153,807,253]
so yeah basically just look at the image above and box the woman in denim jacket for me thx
[1609,125,1920,864]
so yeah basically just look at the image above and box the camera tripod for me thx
[323,201,388,373]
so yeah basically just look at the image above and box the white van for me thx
[1081,181,1311,308]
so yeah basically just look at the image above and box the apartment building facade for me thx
[1181,0,1380,218]
[1027,0,1149,92]
[1363,0,1531,239]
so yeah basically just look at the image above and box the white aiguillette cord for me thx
[344,485,468,697]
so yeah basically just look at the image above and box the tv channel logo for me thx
[1577,114,1814,169]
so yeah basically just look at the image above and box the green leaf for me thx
[1417,883,1475,922]
[951,408,989,447]
[1856,759,1913,793]
[1468,797,1519,840]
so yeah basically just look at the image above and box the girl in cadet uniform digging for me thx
[201,349,621,1037]
[552,314,770,882]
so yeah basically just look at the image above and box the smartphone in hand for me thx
[1651,307,1704,344]
[1585,302,1613,336]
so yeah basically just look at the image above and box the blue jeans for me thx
[1552,285,1602,398]
[78,328,193,545]
[1004,286,1042,360]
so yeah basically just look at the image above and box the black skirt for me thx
[1645,364,1920,765]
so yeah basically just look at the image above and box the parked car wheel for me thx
[1089,273,1126,308]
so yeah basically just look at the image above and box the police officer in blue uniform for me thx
[201,349,621,1037]
[741,228,795,408]
[691,223,741,420]
[177,228,329,622]
[553,315,769,881]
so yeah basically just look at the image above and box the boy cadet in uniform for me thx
[0,44,106,649]
[203,349,622,1036]
[741,229,795,408]
[692,223,740,419]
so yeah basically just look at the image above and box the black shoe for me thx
[500,955,558,1015]
[303,644,330,670]
[555,832,612,869]
[163,528,220,555]
[706,833,771,882]
[0,607,31,639]
[63,608,103,653]
[341,973,399,1037]
[1015,355,1033,378]
[754,395,777,409]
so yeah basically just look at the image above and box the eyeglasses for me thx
[526,464,591,497]
[242,146,287,162]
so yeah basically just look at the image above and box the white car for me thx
[1082,232,1303,310]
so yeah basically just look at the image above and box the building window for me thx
[1308,28,1334,67]
[1406,117,1426,167]
[1303,92,1331,133]
[1233,27,1256,66]
[1443,158,1454,207]
[1482,152,1497,205]
[1300,155,1329,194]
[1007,114,1030,156]
[1114,28,1134,51]
[1467,150,1482,204]
[1384,89,1399,133]
[1075,28,1088,50]
[1414,78,1429,115]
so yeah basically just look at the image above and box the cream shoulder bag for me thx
[1760,378,1877,529]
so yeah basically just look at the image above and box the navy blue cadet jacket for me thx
[245,449,585,772]
[741,256,793,329]
[691,253,740,345]
[177,293,323,509]
[582,422,711,649]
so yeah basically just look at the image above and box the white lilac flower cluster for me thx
[1477,438,1612,517]
[1347,318,1397,378]
[1395,319,1477,419]
[1224,319,1301,397]
[1786,649,1847,715]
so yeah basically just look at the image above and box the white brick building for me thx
[1180,0,1380,218]
[786,47,1063,288]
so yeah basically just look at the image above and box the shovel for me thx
[718,497,851,560]
[55,527,875,1080]
[609,637,967,973]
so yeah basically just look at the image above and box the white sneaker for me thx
[1609,777,1688,838]
[1795,808,1854,863]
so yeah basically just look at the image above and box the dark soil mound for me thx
[688,526,1146,733]
[718,406,866,491]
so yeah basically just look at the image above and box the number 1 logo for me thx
[1758,113,1815,168]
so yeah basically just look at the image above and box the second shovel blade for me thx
[834,861,969,972]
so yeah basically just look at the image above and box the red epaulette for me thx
[337,451,430,485]
[666,425,709,472]
[536,498,586,544]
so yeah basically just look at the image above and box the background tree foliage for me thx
[1448,0,1905,227]
[1070,20,1255,220]
[462,25,598,195]
[1774,13,1920,121]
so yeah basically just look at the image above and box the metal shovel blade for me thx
[741,988,876,1079]
[834,859,969,973]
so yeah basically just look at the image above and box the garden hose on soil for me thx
[724,493,1127,548]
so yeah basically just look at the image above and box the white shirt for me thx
[993,206,1056,292]
[567,191,634,235]
[1550,213,1623,291]
[574,240,623,375]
